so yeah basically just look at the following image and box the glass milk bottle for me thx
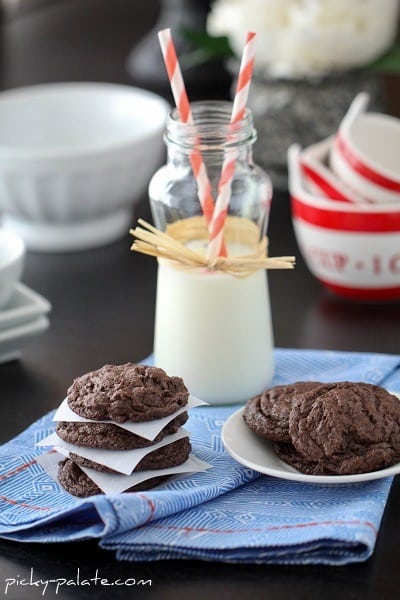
[149,101,274,405]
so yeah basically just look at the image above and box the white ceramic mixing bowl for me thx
[0,83,170,251]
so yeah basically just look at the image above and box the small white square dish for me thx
[0,283,51,331]
[0,315,49,364]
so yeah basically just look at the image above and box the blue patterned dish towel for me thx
[0,348,399,565]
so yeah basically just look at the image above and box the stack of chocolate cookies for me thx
[243,381,400,476]
[55,363,192,497]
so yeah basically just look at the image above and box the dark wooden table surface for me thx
[0,1,399,599]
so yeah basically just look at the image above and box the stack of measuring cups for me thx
[288,93,400,301]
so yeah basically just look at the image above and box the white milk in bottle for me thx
[154,258,274,404]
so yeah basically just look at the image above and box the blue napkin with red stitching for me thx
[0,348,399,564]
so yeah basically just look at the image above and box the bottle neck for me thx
[164,101,256,165]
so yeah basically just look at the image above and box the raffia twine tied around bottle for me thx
[130,216,295,278]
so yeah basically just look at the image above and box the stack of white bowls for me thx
[0,230,51,362]
[288,93,400,301]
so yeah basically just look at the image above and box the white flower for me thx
[208,0,400,77]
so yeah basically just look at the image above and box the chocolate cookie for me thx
[67,363,189,423]
[243,382,321,442]
[273,441,349,476]
[56,412,188,450]
[288,382,400,475]
[69,437,192,473]
[273,442,325,475]
[58,458,170,498]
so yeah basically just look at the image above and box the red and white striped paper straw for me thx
[207,31,256,259]
[158,28,217,234]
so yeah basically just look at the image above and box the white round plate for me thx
[221,407,400,484]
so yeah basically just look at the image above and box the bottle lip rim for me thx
[165,100,256,151]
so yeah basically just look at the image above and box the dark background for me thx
[0,1,399,599]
